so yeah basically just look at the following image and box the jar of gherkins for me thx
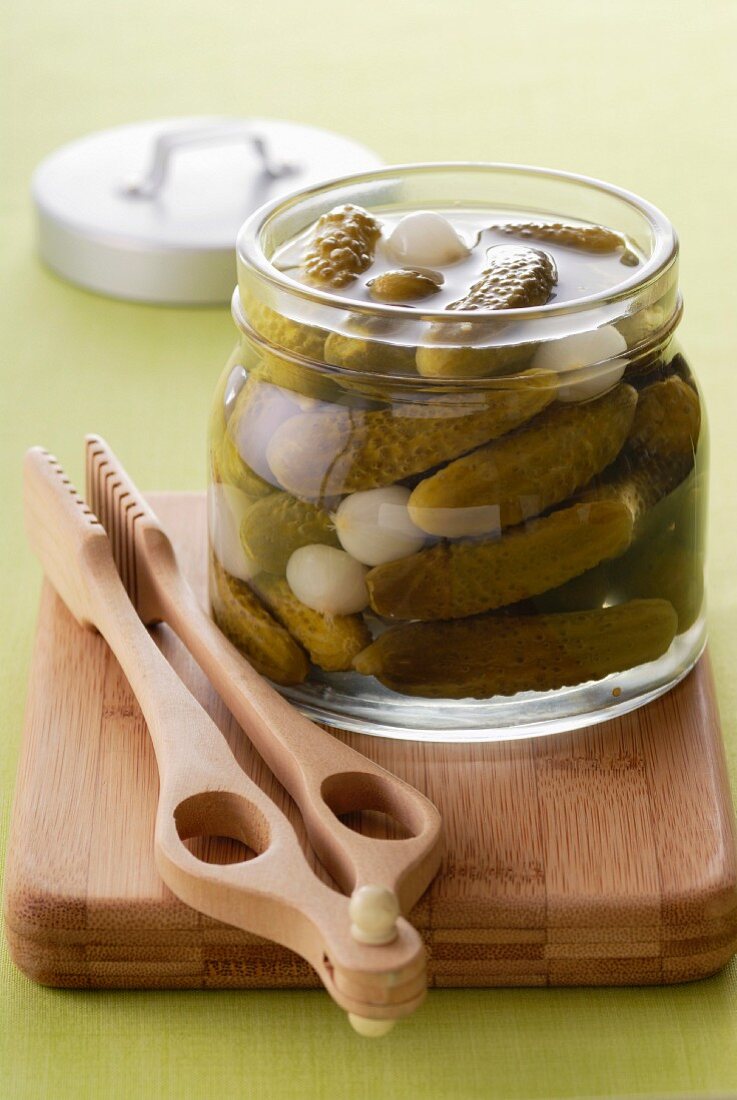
[208,164,706,740]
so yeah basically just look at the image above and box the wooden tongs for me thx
[23,443,443,1035]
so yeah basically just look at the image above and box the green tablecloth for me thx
[3,1,737,1096]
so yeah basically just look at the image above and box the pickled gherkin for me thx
[448,245,557,311]
[611,530,703,633]
[244,297,327,360]
[490,221,637,262]
[415,335,533,380]
[366,500,634,620]
[242,296,336,403]
[303,204,382,288]
[253,574,371,672]
[267,370,557,500]
[368,269,441,303]
[580,456,694,534]
[324,330,417,375]
[251,353,343,404]
[576,377,700,531]
[240,492,339,575]
[408,383,638,536]
[210,557,309,685]
[627,375,701,460]
[536,468,704,621]
[354,599,677,698]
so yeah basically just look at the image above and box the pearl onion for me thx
[334,486,426,566]
[349,885,400,944]
[207,483,260,582]
[533,325,628,402]
[232,381,301,483]
[384,211,469,268]
[286,545,369,615]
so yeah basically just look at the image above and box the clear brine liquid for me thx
[273,209,644,310]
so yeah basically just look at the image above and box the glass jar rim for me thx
[236,161,678,323]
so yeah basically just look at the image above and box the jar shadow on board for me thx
[207,164,706,741]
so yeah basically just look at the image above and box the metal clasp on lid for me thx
[123,120,299,198]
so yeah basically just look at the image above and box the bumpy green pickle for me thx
[244,297,328,360]
[253,574,371,672]
[240,492,339,575]
[581,458,693,535]
[490,221,638,264]
[354,599,677,698]
[415,244,551,377]
[366,500,634,621]
[415,334,534,380]
[449,245,557,311]
[627,375,701,460]
[210,557,308,685]
[303,204,382,288]
[323,330,417,375]
[367,269,442,303]
[409,383,637,534]
[266,370,557,500]
[574,374,700,531]
[241,296,338,403]
[610,529,703,633]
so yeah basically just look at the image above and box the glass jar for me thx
[208,164,706,741]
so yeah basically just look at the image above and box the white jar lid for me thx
[32,117,383,305]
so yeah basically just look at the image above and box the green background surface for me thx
[2,1,737,1097]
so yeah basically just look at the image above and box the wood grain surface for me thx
[4,493,737,989]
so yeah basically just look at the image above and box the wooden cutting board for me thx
[4,493,737,989]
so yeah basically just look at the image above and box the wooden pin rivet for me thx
[349,885,400,945]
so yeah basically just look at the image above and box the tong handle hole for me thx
[181,835,257,865]
[174,791,270,865]
[321,773,420,842]
[336,809,413,842]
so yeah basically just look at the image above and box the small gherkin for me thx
[367,269,441,303]
[366,500,634,621]
[579,379,701,535]
[617,535,703,634]
[409,383,638,536]
[580,458,693,534]
[243,297,328,360]
[302,204,382,288]
[354,599,677,698]
[415,334,534,380]
[266,369,557,501]
[414,246,556,381]
[240,491,340,575]
[532,469,705,623]
[449,245,557,311]
[490,221,638,263]
[253,574,371,672]
[251,353,344,405]
[210,556,308,685]
[627,375,701,460]
[241,295,337,403]
[324,330,417,375]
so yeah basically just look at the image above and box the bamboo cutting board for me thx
[4,493,737,989]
